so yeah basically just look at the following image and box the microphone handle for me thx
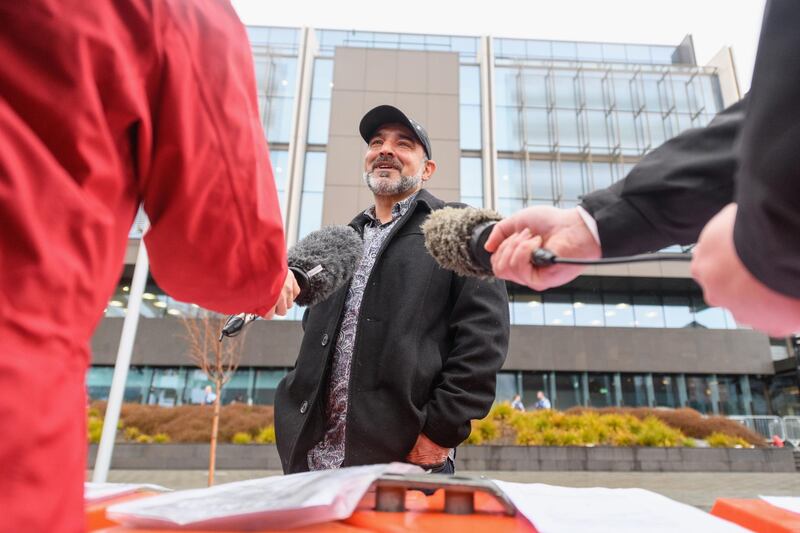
[219,312,258,341]
[219,266,314,341]
[469,221,692,272]
[288,266,310,297]
[531,248,692,266]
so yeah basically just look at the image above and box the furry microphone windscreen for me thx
[421,206,503,279]
[287,225,363,307]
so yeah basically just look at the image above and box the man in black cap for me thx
[274,105,509,474]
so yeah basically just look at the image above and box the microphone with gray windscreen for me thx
[421,207,502,279]
[219,225,363,339]
[421,207,691,279]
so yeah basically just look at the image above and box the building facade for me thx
[89,26,800,416]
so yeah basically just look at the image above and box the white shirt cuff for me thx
[576,205,601,247]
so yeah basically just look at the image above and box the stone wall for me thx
[87,445,795,473]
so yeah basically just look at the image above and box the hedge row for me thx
[88,402,762,448]
[466,404,761,448]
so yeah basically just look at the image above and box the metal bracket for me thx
[373,473,516,516]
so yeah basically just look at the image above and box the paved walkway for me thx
[89,469,800,511]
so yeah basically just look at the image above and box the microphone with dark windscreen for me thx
[421,207,691,279]
[219,225,363,340]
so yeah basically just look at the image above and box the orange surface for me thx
[711,498,800,533]
[86,492,161,531]
[343,489,536,533]
[92,489,536,533]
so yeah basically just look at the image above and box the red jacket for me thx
[0,1,286,530]
[0,0,287,360]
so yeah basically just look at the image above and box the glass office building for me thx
[95,26,798,417]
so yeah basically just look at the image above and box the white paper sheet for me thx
[760,495,800,515]
[107,462,421,530]
[493,481,750,533]
[85,482,170,503]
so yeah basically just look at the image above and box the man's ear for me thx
[422,159,437,182]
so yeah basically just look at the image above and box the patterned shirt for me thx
[307,192,419,470]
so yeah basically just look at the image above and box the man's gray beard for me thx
[362,168,422,196]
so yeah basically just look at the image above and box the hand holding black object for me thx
[422,206,689,291]
[219,225,363,341]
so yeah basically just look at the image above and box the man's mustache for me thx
[372,156,402,171]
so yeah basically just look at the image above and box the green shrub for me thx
[706,432,752,448]
[466,413,500,445]
[87,416,103,444]
[610,430,637,447]
[136,434,154,444]
[255,426,276,444]
[153,433,171,443]
[465,429,483,445]
[231,432,253,444]
[566,407,764,447]
[124,427,142,441]
[487,409,692,447]
[489,402,514,422]
[635,417,685,447]
[475,417,499,442]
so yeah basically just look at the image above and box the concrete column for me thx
[613,373,623,406]
[645,372,655,407]
[479,36,497,210]
[677,373,688,407]
[709,374,720,415]
[706,47,741,108]
[285,27,317,246]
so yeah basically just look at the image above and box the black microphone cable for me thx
[530,248,692,267]
[468,219,693,270]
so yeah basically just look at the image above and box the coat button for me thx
[321,333,329,346]
[300,400,308,414]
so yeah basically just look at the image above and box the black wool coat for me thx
[274,189,509,473]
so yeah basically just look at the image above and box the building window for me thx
[508,293,544,325]
[716,375,745,415]
[603,292,635,328]
[253,369,288,405]
[460,157,483,207]
[460,65,481,150]
[297,152,326,241]
[221,369,254,405]
[270,149,289,217]
[573,291,604,327]
[685,375,714,414]
[521,372,550,407]
[184,369,213,405]
[253,55,297,144]
[554,373,584,409]
[148,368,187,407]
[307,59,333,145]
[543,292,575,326]
[495,371,519,403]
[620,373,648,407]
[587,373,615,407]
[652,374,681,408]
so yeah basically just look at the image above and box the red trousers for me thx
[0,339,87,533]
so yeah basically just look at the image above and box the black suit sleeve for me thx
[733,0,800,298]
[422,276,509,449]
[580,99,744,257]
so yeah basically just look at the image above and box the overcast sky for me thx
[232,0,766,92]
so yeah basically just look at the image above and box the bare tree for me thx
[181,311,246,486]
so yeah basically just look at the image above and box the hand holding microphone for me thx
[484,206,602,290]
[422,205,689,292]
[220,225,363,339]
[263,270,302,320]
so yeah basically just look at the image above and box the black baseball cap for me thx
[359,105,432,159]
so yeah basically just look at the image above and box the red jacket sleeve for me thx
[139,0,286,315]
